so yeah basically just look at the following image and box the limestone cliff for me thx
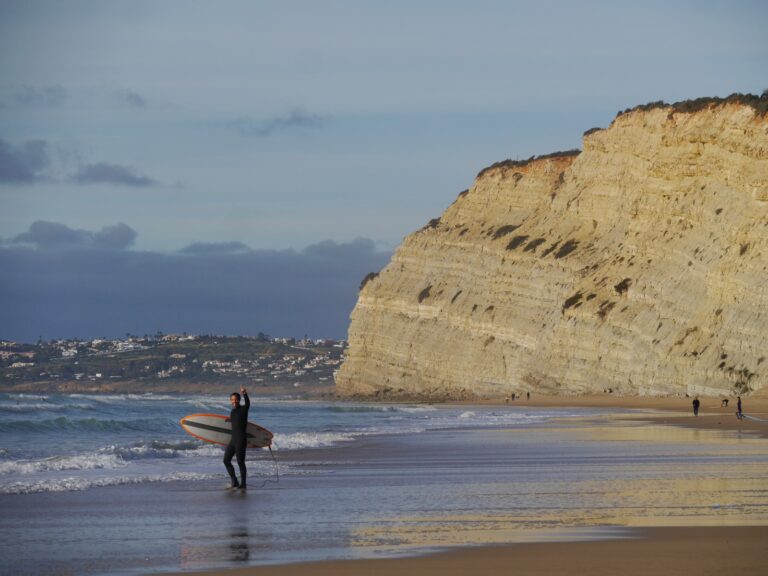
[336,95,768,399]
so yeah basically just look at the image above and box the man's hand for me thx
[240,386,247,396]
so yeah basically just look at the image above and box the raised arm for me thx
[241,386,250,409]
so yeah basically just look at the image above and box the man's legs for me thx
[223,443,239,487]
[235,442,247,488]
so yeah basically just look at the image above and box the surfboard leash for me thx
[254,442,280,489]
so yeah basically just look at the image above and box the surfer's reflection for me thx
[180,494,275,569]
[229,526,250,562]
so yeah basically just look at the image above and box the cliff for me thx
[336,94,768,399]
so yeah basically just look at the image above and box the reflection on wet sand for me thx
[350,421,768,553]
[180,495,272,569]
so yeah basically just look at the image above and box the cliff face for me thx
[336,98,768,399]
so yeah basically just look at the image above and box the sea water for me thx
[0,393,569,495]
[1,393,767,575]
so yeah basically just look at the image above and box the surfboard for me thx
[180,413,273,448]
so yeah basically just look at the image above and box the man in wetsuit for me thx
[224,386,249,490]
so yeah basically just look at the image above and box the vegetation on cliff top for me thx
[616,92,768,118]
[476,149,581,179]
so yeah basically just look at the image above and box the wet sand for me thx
[181,525,768,576]
[168,394,768,576]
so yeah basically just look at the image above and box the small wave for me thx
[69,393,178,404]
[101,440,220,460]
[276,431,361,450]
[459,411,476,419]
[324,404,437,414]
[324,405,395,413]
[0,453,126,476]
[0,471,220,495]
[0,401,95,413]
[0,416,178,433]
[6,393,49,401]
[396,405,437,413]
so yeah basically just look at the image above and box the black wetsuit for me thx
[224,393,249,487]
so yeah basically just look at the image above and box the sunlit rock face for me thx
[337,96,768,399]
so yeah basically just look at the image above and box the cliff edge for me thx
[336,94,768,399]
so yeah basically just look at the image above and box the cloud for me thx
[14,85,68,107]
[115,89,148,109]
[10,221,90,248]
[9,221,137,250]
[92,223,138,250]
[0,222,391,341]
[228,109,323,137]
[179,241,252,254]
[0,138,51,184]
[73,162,157,187]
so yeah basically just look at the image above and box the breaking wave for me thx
[0,471,220,495]
[0,453,126,475]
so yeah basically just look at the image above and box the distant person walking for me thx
[692,396,700,416]
[736,396,744,420]
[224,386,250,490]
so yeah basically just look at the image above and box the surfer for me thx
[224,386,250,490]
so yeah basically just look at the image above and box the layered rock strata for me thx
[336,96,768,399]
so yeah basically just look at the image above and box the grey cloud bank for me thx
[10,220,137,250]
[179,241,252,254]
[0,222,391,342]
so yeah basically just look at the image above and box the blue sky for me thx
[0,1,766,340]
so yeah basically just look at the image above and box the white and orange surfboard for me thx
[180,413,273,448]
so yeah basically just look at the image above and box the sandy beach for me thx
[153,394,768,576]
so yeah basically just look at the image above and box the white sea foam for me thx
[101,440,221,460]
[0,471,220,495]
[0,453,126,475]
[275,431,362,450]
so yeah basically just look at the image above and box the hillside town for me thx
[0,334,346,394]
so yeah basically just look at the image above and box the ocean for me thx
[0,393,571,495]
[1,393,767,575]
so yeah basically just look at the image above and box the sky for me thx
[1,0,766,342]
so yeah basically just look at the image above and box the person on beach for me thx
[692,396,700,416]
[224,386,250,490]
[736,396,743,420]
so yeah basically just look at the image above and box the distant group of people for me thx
[505,391,531,404]
[691,395,743,419]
